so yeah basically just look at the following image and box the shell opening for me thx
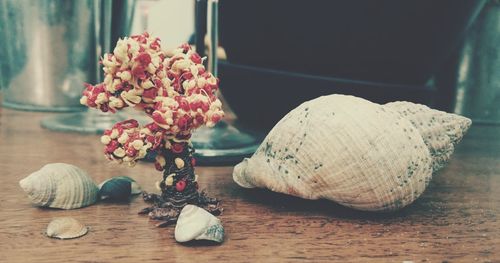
[232,158,256,188]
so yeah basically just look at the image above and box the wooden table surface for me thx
[0,107,499,263]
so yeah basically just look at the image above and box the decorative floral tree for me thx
[81,33,224,226]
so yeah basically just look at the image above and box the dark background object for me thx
[110,0,136,57]
[195,0,207,58]
[219,62,435,129]
[218,0,486,130]
[220,0,486,85]
[451,1,500,124]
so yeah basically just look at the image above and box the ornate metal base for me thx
[139,191,222,227]
[137,141,222,227]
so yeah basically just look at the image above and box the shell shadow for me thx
[97,195,143,206]
[235,188,446,222]
[179,240,223,247]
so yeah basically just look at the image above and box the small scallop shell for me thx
[46,217,88,239]
[98,176,142,201]
[175,205,224,243]
[19,163,99,209]
[233,95,471,211]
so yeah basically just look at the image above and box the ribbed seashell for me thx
[384,101,471,171]
[46,217,88,239]
[98,176,141,201]
[233,95,471,211]
[175,205,224,243]
[19,163,99,209]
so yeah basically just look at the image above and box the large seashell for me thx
[175,205,224,243]
[233,95,471,211]
[20,163,99,209]
[98,176,141,201]
[46,217,89,239]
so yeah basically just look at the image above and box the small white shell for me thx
[20,163,99,209]
[233,95,471,211]
[46,217,88,239]
[175,205,224,243]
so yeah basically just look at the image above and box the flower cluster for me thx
[80,32,223,118]
[81,33,166,112]
[101,119,194,170]
[81,33,224,169]
[100,120,157,166]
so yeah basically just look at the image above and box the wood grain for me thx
[0,107,498,263]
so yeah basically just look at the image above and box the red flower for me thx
[135,52,152,65]
[211,114,222,123]
[131,65,147,79]
[116,119,139,129]
[190,53,202,64]
[126,148,137,157]
[142,88,157,99]
[152,112,167,125]
[105,141,119,154]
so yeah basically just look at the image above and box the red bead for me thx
[211,114,222,123]
[126,148,137,157]
[177,116,190,129]
[154,162,163,171]
[195,114,205,124]
[152,135,163,149]
[145,122,160,132]
[83,83,93,91]
[176,180,186,191]
[100,105,109,112]
[180,43,191,53]
[201,103,209,112]
[191,158,196,167]
[146,135,155,143]
[94,84,105,93]
[171,143,184,153]
[181,72,193,80]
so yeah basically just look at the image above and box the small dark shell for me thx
[98,176,141,201]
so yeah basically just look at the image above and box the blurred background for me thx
[0,0,498,161]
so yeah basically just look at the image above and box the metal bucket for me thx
[0,0,97,111]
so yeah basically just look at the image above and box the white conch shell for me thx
[20,163,99,209]
[175,205,224,243]
[233,95,471,211]
[46,217,88,239]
